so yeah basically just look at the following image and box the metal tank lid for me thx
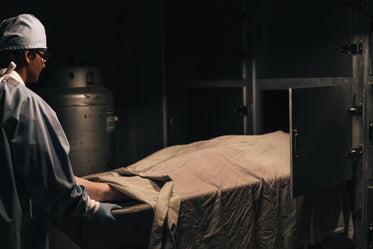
[38,87,114,107]
[45,66,103,88]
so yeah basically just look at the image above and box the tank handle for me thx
[86,70,96,86]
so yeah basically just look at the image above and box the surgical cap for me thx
[0,14,47,51]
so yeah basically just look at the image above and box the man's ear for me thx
[24,50,31,64]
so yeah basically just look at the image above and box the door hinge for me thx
[347,103,363,116]
[340,42,363,55]
[369,223,373,248]
[347,146,363,157]
[342,0,363,11]
[369,120,373,145]
[234,105,250,116]
[168,117,175,134]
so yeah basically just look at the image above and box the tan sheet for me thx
[85,131,352,249]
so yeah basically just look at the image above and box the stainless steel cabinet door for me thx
[290,86,353,197]
[255,0,353,78]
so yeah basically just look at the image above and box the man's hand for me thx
[91,202,122,224]
[75,176,129,202]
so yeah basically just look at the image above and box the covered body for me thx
[83,131,352,249]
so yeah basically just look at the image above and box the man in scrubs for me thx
[0,14,123,249]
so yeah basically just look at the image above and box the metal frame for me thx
[251,2,368,247]
[350,1,367,248]
[160,0,370,247]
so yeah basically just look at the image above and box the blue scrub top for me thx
[0,71,89,249]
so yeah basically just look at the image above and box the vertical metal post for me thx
[289,88,294,197]
[252,58,259,134]
[241,0,248,135]
[362,1,371,248]
[243,1,259,135]
[242,86,247,135]
[353,1,368,248]
[366,3,373,249]
[241,0,254,135]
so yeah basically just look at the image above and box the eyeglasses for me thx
[35,49,51,63]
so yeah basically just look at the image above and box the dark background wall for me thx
[1,0,357,168]
[1,0,165,167]
[1,0,247,168]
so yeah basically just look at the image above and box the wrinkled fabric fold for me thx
[85,168,181,249]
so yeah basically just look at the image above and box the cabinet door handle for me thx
[369,120,373,145]
[293,129,300,159]
[347,146,363,157]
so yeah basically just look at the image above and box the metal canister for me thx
[37,67,116,176]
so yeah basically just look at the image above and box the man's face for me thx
[26,49,46,83]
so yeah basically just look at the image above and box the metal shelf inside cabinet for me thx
[257,77,354,90]
[166,79,248,88]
